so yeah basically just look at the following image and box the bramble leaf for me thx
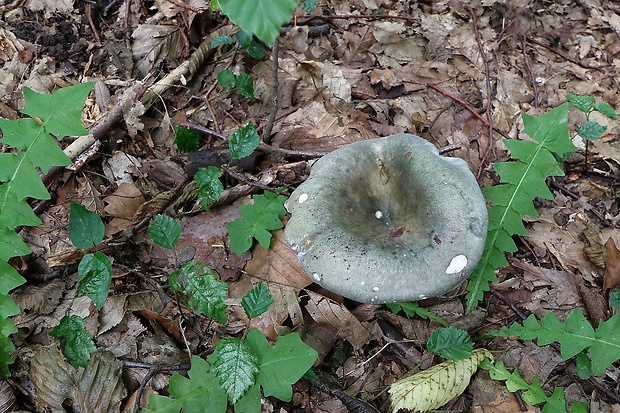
[210,338,259,404]
[565,93,594,113]
[241,282,274,319]
[594,101,618,120]
[174,126,201,152]
[168,260,228,324]
[50,315,97,368]
[229,123,259,160]
[76,252,112,310]
[194,167,224,211]
[226,191,287,255]
[427,327,473,361]
[577,121,607,141]
[149,214,182,250]
[234,73,254,99]
[69,202,105,249]
[466,103,576,312]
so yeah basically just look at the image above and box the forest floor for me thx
[1,0,620,412]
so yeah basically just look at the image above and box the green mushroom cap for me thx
[284,134,488,303]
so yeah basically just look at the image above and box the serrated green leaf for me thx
[225,191,287,255]
[390,348,492,413]
[302,0,320,13]
[466,103,576,312]
[229,123,259,160]
[427,327,473,361]
[235,30,253,48]
[50,315,96,368]
[219,0,297,46]
[149,214,182,249]
[243,328,318,401]
[144,356,227,413]
[69,202,105,248]
[241,282,274,319]
[234,73,255,99]
[76,252,112,310]
[174,127,202,152]
[386,302,448,326]
[566,93,594,113]
[211,35,234,48]
[610,289,620,309]
[21,82,94,138]
[210,338,259,404]
[594,101,618,119]
[577,121,606,141]
[217,70,236,89]
[169,260,228,323]
[194,167,224,211]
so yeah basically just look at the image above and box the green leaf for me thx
[610,288,620,309]
[235,31,265,59]
[0,227,31,262]
[169,260,228,324]
[49,315,96,368]
[571,401,589,413]
[69,202,105,249]
[466,103,576,312]
[566,93,594,113]
[241,282,274,319]
[76,252,112,310]
[235,30,253,49]
[302,0,320,13]
[174,127,202,152]
[21,82,94,138]
[144,356,227,413]
[229,123,260,160]
[194,167,224,211]
[234,73,255,99]
[210,338,259,404]
[225,191,287,255]
[594,101,618,120]
[217,70,236,89]
[427,327,473,361]
[0,152,51,201]
[494,309,620,375]
[149,214,182,250]
[386,302,448,326]
[219,0,297,46]
[0,185,42,231]
[577,121,606,141]
[575,351,591,380]
[243,328,318,401]
[211,35,234,48]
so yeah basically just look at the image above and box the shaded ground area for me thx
[1,0,620,411]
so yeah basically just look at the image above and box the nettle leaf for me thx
[494,309,620,375]
[169,260,227,324]
[480,359,567,413]
[194,166,224,211]
[386,302,448,326]
[427,327,473,361]
[241,282,274,319]
[69,202,105,249]
[241,328,318,405]
[219,0,298,46]
[229,123,260,160]
[50,315,96,368]
[390,348,492,413]
[594,101,618,120]
[210,338,259,404]
[577,121,607,141]
[466,103,576,312]
[226,191,287,255]
[174,126,202,152]
[566,93,594,113]
[76,252,112,310]
[234,73,254,99]
[149,214,182,250]
[144,356,227,413]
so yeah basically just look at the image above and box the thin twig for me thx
[521,35,539,109]
[528,38,608,70]
[263,36,280,144]
[123,361,190,413]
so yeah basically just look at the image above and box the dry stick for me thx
[123,361,190,413]
[300,13,419,23]
[521,35,539,109]
[527,38,608,71]
[262,36,280,144]
[465,5,495,180]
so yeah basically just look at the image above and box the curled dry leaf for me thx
[389,348,492,413]
[603,237,620,293]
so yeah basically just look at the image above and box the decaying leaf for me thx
[389,348,492,413]
[603,237,620,293]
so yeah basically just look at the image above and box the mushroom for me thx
[284,134,488,303]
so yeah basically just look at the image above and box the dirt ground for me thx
[1,0,620,412]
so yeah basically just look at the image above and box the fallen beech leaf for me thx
[603,237,620,293]
[389,348,492,413]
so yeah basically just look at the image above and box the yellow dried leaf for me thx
[389,348,493,413]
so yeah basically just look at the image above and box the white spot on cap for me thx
[298,193,308,203]
[375,210,383,219]
[446,255,468,274]
[312,273,322,282]
[372,286,379,292]
[361,281,365,286]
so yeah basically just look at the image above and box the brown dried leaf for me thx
[604,237,620,293]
